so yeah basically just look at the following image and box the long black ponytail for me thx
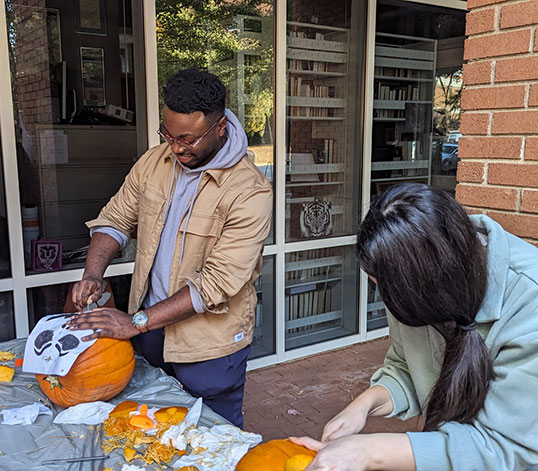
[356,183,493,430]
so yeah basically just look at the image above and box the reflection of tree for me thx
[434,69,462,136]
[156,0,273,140]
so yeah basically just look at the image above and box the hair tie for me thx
[458,320,478,332]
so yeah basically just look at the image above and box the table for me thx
[0,338,227,470]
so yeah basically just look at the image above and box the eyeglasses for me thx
[158,115,224,151]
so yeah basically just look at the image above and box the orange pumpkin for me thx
[36,338,135,408]
[235,439,316,471]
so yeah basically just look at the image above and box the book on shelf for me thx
[289,153,319,182]
[374,66,421,79]
[288,77,337,117]
[375,83,420,101]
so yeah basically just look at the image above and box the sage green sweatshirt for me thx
[370,215,538,471]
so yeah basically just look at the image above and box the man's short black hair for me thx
[162,68,226,117]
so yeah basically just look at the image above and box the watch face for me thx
[132,311,148,327]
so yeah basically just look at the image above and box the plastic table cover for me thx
[0,338,228,471]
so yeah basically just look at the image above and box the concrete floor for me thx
[243,337,420,441]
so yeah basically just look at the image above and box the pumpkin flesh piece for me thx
[110,401,139,418]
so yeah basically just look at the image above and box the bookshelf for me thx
[371,33,436,189]
[286,21,352,242]
[284,248,358,350]
[251,257,276,359]
[368,32,437,332]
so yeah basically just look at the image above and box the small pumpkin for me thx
[36,338,135,408]
[235,439,316,471]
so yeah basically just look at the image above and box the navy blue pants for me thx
[132,329,250,428]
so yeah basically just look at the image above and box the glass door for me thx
[285,0,366,349]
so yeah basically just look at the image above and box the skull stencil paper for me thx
[23,313,96,376]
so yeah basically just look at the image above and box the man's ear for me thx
[218,116,227,136]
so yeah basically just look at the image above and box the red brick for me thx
[461,85,526,110]
[460,112,491,135]
[522,189,538,213]
[536,30,538,52]
[526,137,538,160]
[459,137,522,159]
[488,211,538,238]
[501,0,538,29]
[493,110,538,134]
[466,8,496,35]
[530,84,538,107]
[456,184,518,210]
[457,161,485,183]
[468,0,503,7]
[488,163,538,186]
[495,56,538,82]
[464,206,486,215]
[463,61,493,85]
[464,29,531,60]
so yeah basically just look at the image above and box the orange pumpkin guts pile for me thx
[101,400,189,467]
[236,439,316,471]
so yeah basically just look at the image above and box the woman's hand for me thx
[321,403,369,441]
[291,435,369,471]
[291,433,416,471]
[321,386,393,441]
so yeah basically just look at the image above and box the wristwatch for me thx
[132,310,149,333]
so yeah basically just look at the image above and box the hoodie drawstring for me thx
[162,159,177,225]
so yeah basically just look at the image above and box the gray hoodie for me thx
[92,109,248,312]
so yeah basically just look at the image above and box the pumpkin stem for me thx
[43,375,63,389]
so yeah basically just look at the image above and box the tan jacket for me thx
[87,143,273,362]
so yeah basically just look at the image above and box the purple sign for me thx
[31,240,62,272]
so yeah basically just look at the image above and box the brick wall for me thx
[457,0,538,244]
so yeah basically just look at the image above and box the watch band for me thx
[138,324,149,334]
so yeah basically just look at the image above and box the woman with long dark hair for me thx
[292,183,538,471]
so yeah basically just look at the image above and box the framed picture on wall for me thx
[80,47,106,106]
[75,0,107,35]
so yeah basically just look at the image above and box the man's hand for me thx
[66,307,139,341]
[72,277,103,312]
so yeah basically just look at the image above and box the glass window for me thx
[285,246,358,350]
[6,1,146,273]
[0,292,14,341]
[0,135,10,278]
[367,1,466,331]
[27,274,132,328]
[156,2,275,243]
[285,0,365,242]
[250,256,275,359]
